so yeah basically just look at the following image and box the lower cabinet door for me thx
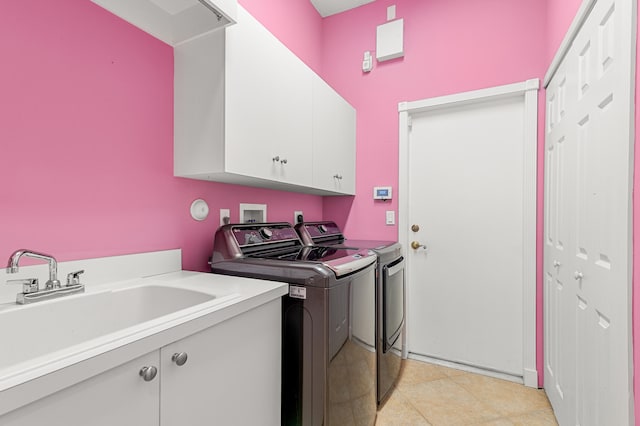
[160,299,282,426]
[0,351,160,426]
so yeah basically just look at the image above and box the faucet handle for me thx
[7,278,39,294]
[66,270,85,286]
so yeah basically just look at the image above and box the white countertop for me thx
[0,270,287,416]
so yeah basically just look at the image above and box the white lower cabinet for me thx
[0,299,281,426]
[160,299,281,425]
[0,351,160,426]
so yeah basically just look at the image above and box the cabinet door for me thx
[160,299,281,426]
[312,75,356,195]
[225,6,313,186]
[0,351,160,426]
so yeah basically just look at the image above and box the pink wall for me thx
[0,0,323,272]
[546,0,582,64]
[238,0,324,75]
[321,0,547,241]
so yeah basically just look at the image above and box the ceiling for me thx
[310,0,376,17]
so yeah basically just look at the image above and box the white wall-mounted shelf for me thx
[91,0,237,46]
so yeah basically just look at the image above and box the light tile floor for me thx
[376,359,558,426]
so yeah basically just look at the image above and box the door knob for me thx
[411,224,420,232]
[411,241,426,250]
[139,366,158,382]
[172,352,188,366]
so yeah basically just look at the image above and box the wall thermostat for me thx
[373,186,392,200]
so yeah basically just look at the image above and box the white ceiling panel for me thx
[310,0,376,17]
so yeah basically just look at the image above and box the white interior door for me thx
[399,82,538,383]
[544,0,635,424]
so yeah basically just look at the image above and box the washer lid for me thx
[322,249,376,276]
[248,246,377,277]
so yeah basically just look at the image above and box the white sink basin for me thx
[0,284,223,373]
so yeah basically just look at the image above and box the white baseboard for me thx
[523,368,539,388]
[408,352,529,386]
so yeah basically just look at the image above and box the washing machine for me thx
[295,221,405,406]
[211,222,378,426]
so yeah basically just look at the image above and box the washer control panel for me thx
[231,223,299,247]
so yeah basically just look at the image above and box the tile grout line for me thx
[380,360,558,425]
[392,385,434,425]
[396,376,507,425]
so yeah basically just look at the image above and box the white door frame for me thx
[398,79,540,387]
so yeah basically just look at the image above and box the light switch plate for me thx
[386,210,396,225]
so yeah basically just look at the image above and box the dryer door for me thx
[383,257,405,352]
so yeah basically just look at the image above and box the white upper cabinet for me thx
[224,7,313,187]
[174,6,356,195]
[312,74,356,195]
[92,1,356,195]
[91,0,237,46]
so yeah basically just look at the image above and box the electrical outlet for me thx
[294,211,304,225]
[220,209,230,226]
[362,51,373,72]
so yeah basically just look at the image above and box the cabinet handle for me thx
[272,156,280,162]
[139,366,158,382]
[574,271,584,280]
[333,174,343,180]
[553,260,561,268]
[171,352,188,366]
[280,158,288,164]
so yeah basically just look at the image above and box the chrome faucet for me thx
[6,249,84,304]
[7,249,61,289]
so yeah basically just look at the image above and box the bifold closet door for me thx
[544,0,634,424]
